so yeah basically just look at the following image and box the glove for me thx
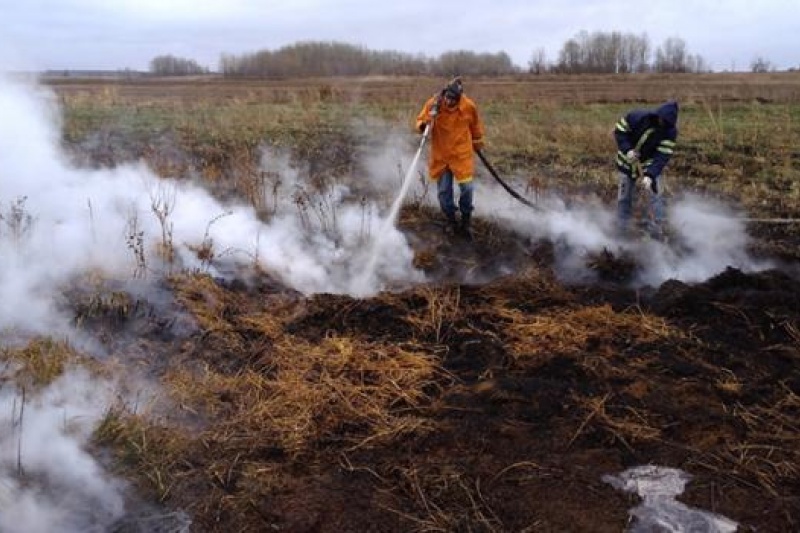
[418,123,428,134]
[641,175,653,192]
[472,139,485,151]
[626,149,639,162]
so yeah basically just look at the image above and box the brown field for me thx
[49,72,800,219]
[6,73,800,531]
[44,71,800,104]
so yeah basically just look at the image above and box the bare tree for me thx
[620,33,650,73]
[687,54,710,73]
[555,31,650,74]
[750,56,774,73]
[528,47,548,74]
[556,38,582,73]
[435,50,517,76]
[654,37,688,73]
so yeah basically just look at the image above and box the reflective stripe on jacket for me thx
[614,101,678,179]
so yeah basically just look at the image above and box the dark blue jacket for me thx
[614,101,678,179]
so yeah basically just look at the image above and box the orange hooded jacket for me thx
[415,94,485,183]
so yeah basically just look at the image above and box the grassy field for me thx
[50,72,800,219]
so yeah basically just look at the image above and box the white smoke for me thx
[0,370,126,533]
[634,194,773,284]
[0,73,425,338]
[473,170,773,285]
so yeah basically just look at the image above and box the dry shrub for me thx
[72,289,137,327]
[405,286,462,343]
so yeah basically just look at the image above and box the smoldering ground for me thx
[0,72,787,532]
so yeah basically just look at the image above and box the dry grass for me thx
[92,272,449,529]
[381,465,504,532]
[0,337,87,389]
[168,273,250,336]
[165,335,441,458]
[504,304,679,361]
[568,392,663,451]
[683,386,800,501]
[405,286,463,344]
[50,73,800,221]
[94,406,189,502]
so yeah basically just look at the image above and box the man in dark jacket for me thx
[614,100,678,239]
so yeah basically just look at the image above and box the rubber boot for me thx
[460,212,473,241]
[444,212,458,235]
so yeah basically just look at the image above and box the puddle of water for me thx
[603,465,738,533]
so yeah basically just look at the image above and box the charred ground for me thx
[64,208,798,533]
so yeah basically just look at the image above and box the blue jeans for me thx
[617,172,665,236]
[437,169,474,220]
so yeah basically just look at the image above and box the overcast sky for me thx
[2,0,798,72]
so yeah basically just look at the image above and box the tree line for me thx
[536,31,708,74]
[149,31,777,77]
[217,42,517,77]
[149,54,209,76]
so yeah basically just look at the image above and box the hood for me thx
[656,100,679,127]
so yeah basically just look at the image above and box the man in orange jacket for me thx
[416,77,485,236]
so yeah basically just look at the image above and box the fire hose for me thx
[475,149,539,210]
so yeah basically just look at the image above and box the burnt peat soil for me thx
[79,209,800,533]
